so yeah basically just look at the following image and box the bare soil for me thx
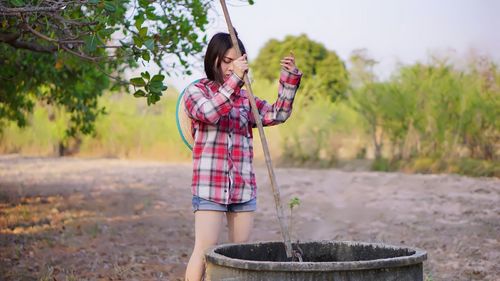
[0,155,498,280]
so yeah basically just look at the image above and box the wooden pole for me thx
[219,0,292,258]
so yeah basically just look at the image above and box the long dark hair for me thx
[204,32,246,83]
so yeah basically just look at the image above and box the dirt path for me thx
[0,155,499,280]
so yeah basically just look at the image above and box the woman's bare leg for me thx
[185,211,224,281]
[226,211,254,243]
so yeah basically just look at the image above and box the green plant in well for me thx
[289,197,301,210]
[288,197,301,240]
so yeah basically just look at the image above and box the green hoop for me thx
[175,79,200,151]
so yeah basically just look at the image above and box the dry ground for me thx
[0,155,499,280]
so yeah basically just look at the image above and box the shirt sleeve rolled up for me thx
[184,74,244,124]
[253,69,303,127]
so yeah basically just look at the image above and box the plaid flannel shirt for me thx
[184,69,302,204]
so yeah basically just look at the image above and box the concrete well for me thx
[205,240,427,281]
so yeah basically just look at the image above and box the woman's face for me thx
[220,47,238,81]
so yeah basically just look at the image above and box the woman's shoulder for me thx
[185,78,209,94]
[188,78,208,88]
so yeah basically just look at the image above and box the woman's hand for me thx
[280,52,298,73]
[232,54,249,79]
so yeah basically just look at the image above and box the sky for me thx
[163,0,500,91]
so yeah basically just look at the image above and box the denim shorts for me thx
[192,196,257,213]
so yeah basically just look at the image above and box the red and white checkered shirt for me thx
[184,70,302,204]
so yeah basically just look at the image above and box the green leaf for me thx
[9,0,25,7]
[96,34,105,47]
[133,90,146,97]
[133,36,143,47]
[88,0,99,4]
[141,71,150,80]
[98,28,115,37]
[141,51,150,62]
[119,40,130,48]
[138,0,149,8]
[289,197,301,209]
[84,35,97,52]
[147,93,160,105]
[145,8,157,20]
[104,1,116,12]
[130,77,146,87]
[134,14,145,30]
[139,27,148,38]
[151,74,164,82]
[144,39,155,51]
[149,80,163,93]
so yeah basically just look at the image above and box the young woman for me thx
[183,32,302,281]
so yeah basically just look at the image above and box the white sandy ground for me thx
[0,155,499,280]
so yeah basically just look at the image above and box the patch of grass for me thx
[143,197,152,209]
[39,267,83,281]
[39,266,54,281]
[0,90,192,161]
[112,262,135,279]
[14,244,23,260]
[42,236,56,248]
[86,222,101,239]
[66,272,79,281]
[454,158,500,177]
[0,191,11,204]
[404,157,499,178]
[19,205,32,221]
[371,157,397,172]
[410,157,436,174]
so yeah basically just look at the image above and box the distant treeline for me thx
[1,35,498,177]
[249,36,499,177]
[346,49,499,177]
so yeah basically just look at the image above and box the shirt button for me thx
[224,189,227,192]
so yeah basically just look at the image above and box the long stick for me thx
[219,0,292,258]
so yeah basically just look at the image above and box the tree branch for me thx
[52,13,98,27]
[0,32,20,43]
[94,63,130,86]
[60,44,97,62]
[0,0,92,15]
[0,5,63,15]
[9,39,57,53]
[22,21,58,42]
[0,32,57,53]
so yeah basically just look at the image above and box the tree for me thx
[252,34,348,103]
[0,0,252,136]
[347,49,386,160]
[349,50,500,164]
[0,45,110,136]
[251,35,349,165]
[458,56,499,160]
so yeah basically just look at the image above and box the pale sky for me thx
[164,0,500,91]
